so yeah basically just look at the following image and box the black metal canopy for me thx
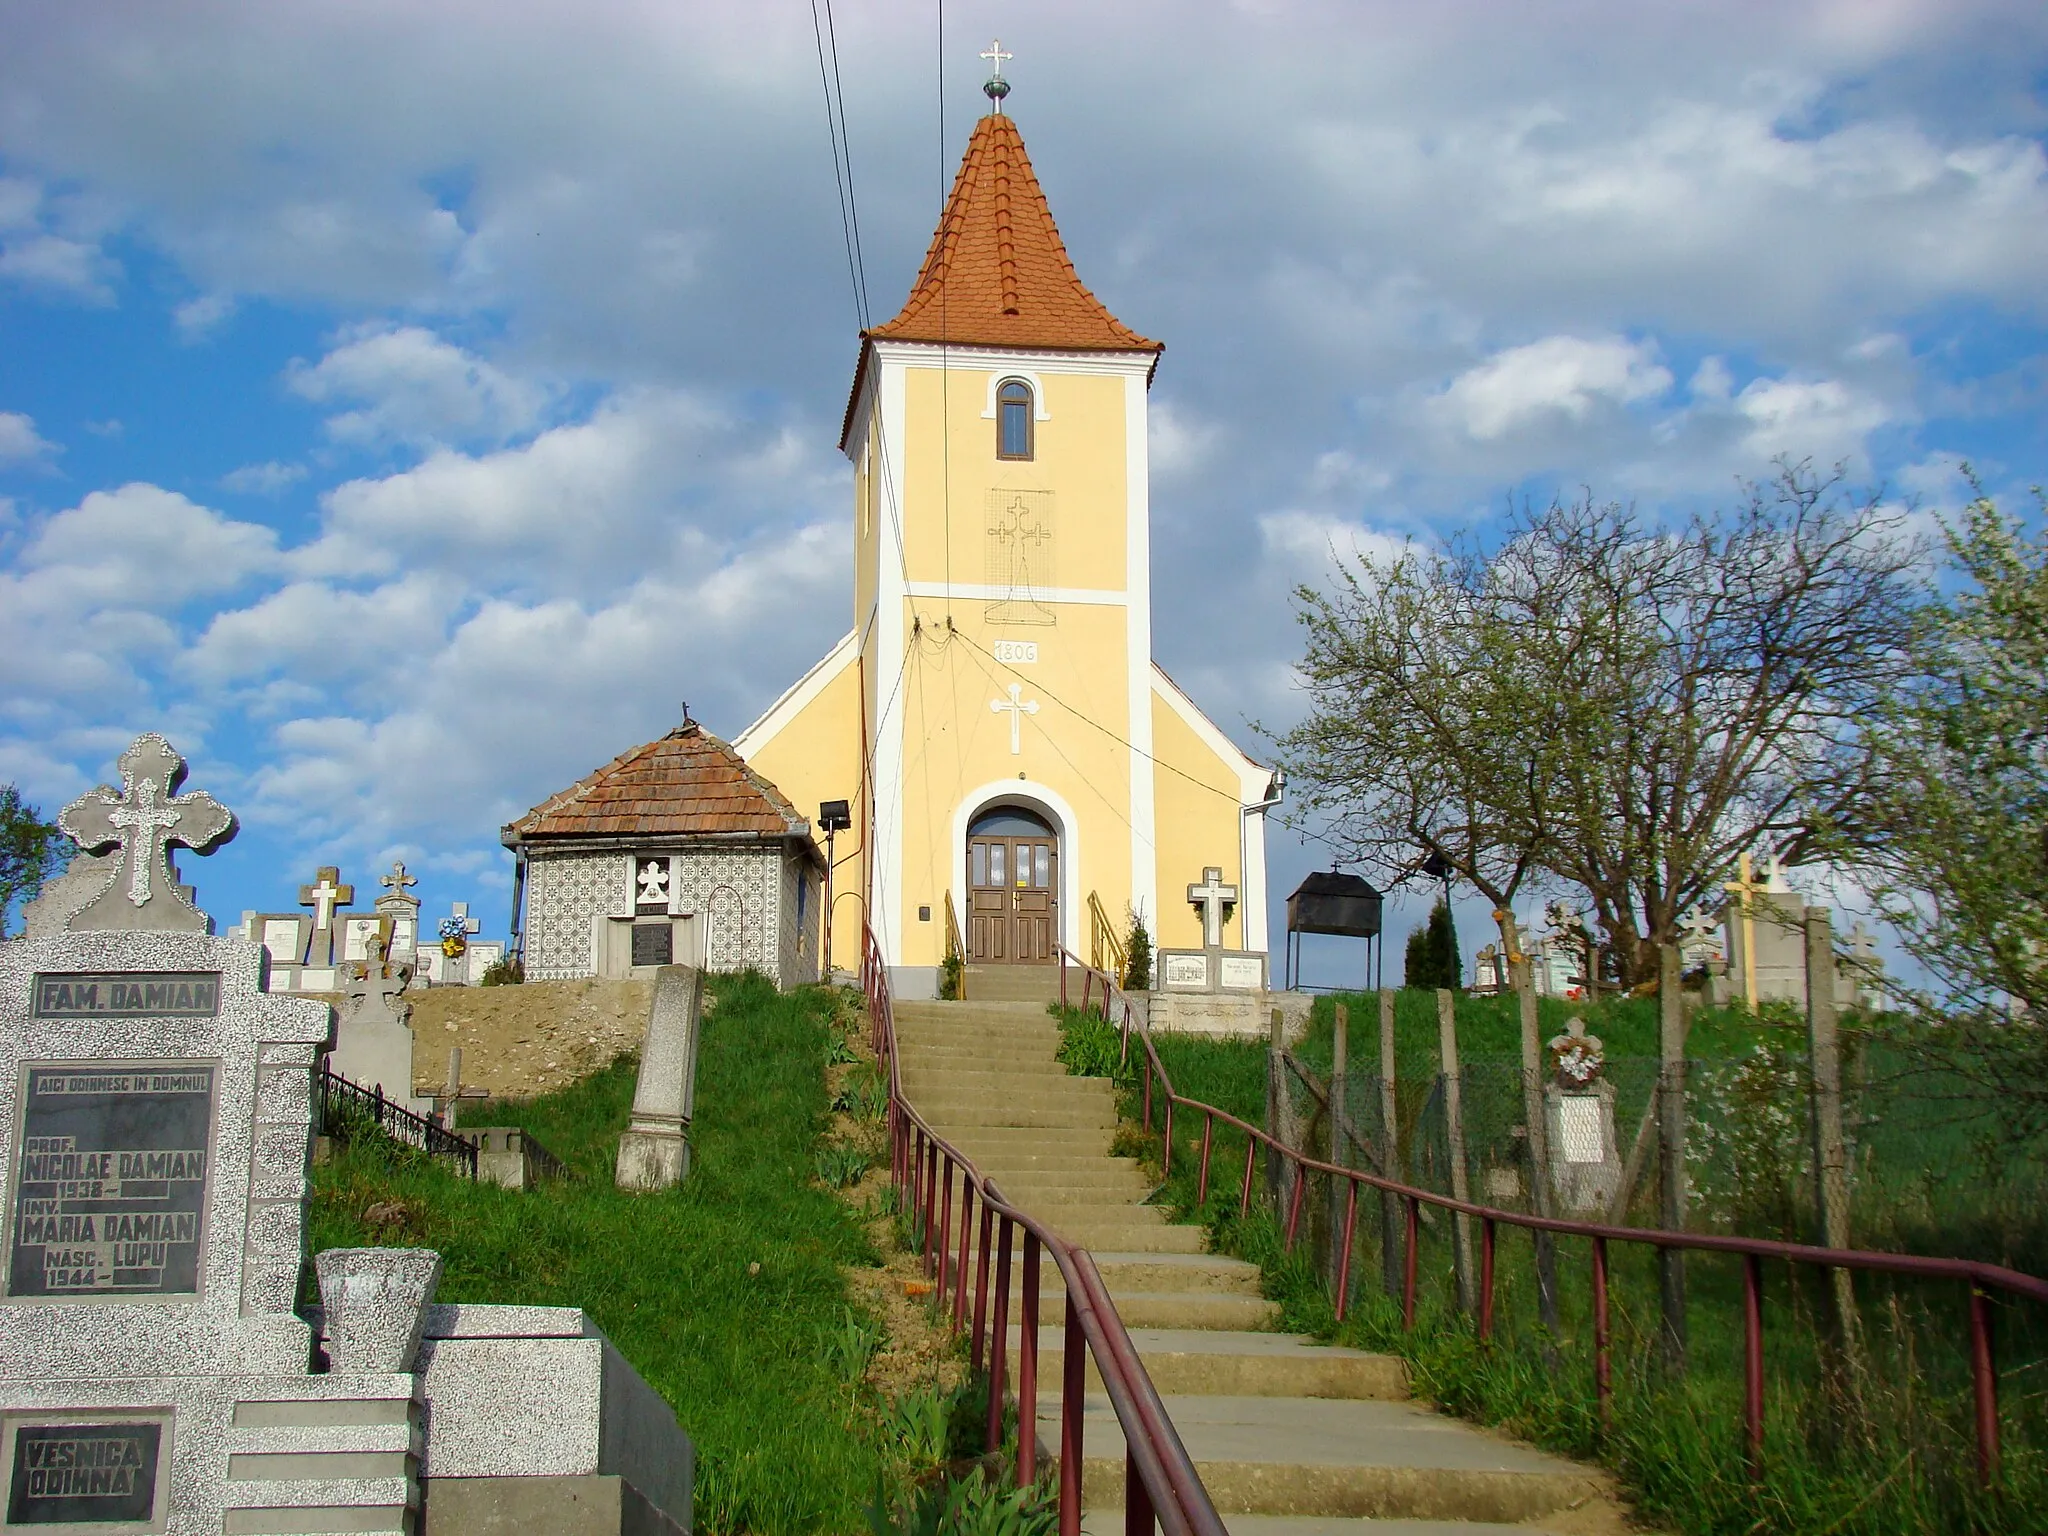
[1285,870,1384,939]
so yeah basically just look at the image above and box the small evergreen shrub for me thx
[1122,908,1152,991]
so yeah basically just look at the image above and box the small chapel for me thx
[737,76,1278,996]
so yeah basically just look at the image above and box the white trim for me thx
[1125,372,1157,932]
[950,780,1084,960]
[981,370,1052,421]
[903,581,1128,606]
[872,340,1156,379]
[872,358,911,964]
[734,630,856,757]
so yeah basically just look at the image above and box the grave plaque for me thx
[632,923,673,967]
[1558,1095,1605,1164]
[30,973,220,1021]
[1161,953,1209,990]
[8,1064,213,1298]
[6,1420,162,1525]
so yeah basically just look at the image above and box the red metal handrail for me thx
[1054,947,2048,1490]
[862,928,1228,1536]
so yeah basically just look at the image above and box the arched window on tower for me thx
[997,380,1034,460]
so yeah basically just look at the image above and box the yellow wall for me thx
[737,645,868,973]
[897,367,1129,592]
[1150,689,1250,951]
[747,347,1264,976]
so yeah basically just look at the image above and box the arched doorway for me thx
[966,805,1059,963]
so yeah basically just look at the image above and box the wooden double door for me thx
[967,809,1059,964]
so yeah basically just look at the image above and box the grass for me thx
[311,973,894,1535]
[1051,993,2048,1535]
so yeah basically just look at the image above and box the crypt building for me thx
[738,95,1277,995]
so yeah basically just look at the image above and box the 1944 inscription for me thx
[31,972,221,1020]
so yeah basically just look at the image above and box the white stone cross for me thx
[638,860,672,906]
[299,866,354,933]
[57,733,236,931]
[1844,920,1881,969]
[1187,866,1238,949]
[981,38,1012,79]
[381,861,417,897]
[990,683,1040,755]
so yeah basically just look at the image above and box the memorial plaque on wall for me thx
[6,1421,163,1525]
[8,1064,214,1298]
[631,923,673,967]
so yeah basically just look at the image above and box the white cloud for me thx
[174,292,235,339]
[287,324,553,450]
[1257,509,1411,574]
[186,573,460,689]
[0,177,117,303]
[221,460,306,496]
[1432,335,1673,440]
[0,485,280,703]
[1733,375,1892,460]
[1149,400,1220,479]
[0,412,56,465]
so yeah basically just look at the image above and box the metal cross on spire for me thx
[56,733,237,933]
[981,38,1013,111]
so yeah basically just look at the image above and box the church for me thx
[737,82,1278,997]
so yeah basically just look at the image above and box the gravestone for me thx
[296,865,355,990]
[328,935,433,1117]
[1540,1017,1622,1215]
[616,967,704,1190]
[378,861,422,964]
[1,734,694,1534]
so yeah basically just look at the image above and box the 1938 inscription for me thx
[8,1066,214,1298]
[7,1422,162,1525]
[31,972,221,1020]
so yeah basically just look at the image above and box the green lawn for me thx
[311,974,892,1535]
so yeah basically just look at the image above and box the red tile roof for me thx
[867,112,1160,354]
[503,723,808,844]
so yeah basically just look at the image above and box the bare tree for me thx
[1275,462,1922,984]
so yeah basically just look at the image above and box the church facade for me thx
[738,103,1277,994]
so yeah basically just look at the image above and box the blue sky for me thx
[2,1,2045,975]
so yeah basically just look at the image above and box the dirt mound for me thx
[405,978,653,1099]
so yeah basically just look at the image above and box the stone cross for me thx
[1722,850,1771,1010]
[637,860,672,906]
[1187,866,1238,949]
[1546,1015,1606,1087]
[300,866,354,933]
[343,936,413,1022]
[381,861,417,898]
[990,683,1040,755]
[57,732,237,932]
[1679,905,1720,951]
[440,902,480,951]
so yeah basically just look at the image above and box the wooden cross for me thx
[1187,866,1238,949]
[1722,850,1771,1010]
[58,733,236,931]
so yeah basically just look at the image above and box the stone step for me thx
[916,1104,1117,1131]
[1024,1329,1408,1401]
[1033,1219,1207,1254]
[942,1250,1264,1299]
[922,1131,1115,1159]
[900,1077,1113,1106]
[1039,1394,1610,1523]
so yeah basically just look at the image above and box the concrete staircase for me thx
[894,967,1623,1535]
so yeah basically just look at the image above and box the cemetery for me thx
[3,38,2045,1536]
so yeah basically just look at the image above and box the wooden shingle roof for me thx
[503,723,809,844]
[867,112,1160,354]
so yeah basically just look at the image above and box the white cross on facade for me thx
[57,733,236,931]
[638,860,671,905]
[1187,866,1238,949]
[980,38,1012,78]
[990,683,1040,755]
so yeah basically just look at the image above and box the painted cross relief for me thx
[984,488,1055,626]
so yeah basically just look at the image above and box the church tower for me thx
[739,69,1275,993]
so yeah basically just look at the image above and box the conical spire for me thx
[867,114,1160,354]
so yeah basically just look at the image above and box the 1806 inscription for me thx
[8,1065,214,1298]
